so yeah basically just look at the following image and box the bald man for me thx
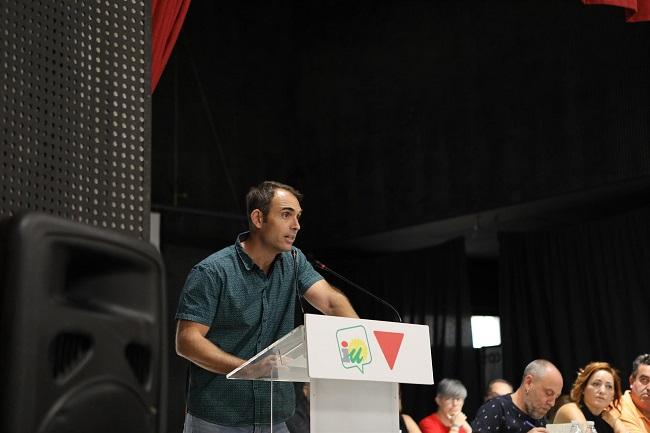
[472,360,563,433]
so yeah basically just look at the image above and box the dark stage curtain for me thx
[582,0,650,22]
[151,0,192,92]
[319,238,478,422]
[498,205,650,391]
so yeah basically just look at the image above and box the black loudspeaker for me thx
[0,212,167,433]
[479,345,505,392]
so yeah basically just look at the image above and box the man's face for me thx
[630,364,650,413]
[523,370,563,419]
[257,189,302,253]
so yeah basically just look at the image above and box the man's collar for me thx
[235,232,255,271]
[235,231,284,272]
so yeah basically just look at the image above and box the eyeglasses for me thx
[440,397,465,403]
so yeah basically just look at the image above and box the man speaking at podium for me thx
[175,181,358,433]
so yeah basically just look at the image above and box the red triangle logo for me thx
[373,331,404,370]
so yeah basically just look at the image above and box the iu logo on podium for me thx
[336,325,406,373]
[336,325,372,372]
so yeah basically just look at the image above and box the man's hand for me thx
[238,354,289,379]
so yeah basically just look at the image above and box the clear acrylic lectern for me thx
[228,314,434,433]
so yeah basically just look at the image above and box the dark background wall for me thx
[152,0,650,431]
[292,0,650,243]
[153,0,650,248]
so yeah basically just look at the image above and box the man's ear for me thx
[522,374,534,393]
[250,209,264,229]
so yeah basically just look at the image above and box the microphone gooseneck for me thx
[312,259,402,323]
[291,249,305,315]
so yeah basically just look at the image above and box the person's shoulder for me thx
[485,394,511,407]
[619,390,634,410]
[560,401,580,411]
[619,390,639,418]
[419,413,437,425]
[553,402,582,423]
[195,245,237,271]
[620,390,633,403]
[402,413,417,424]
[476,394,510,417]
[403,413,423,433]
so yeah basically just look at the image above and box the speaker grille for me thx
[125,342,151,386]
[0,0,150,239]
[49,332,93,381]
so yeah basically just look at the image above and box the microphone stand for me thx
[312,259,402,323]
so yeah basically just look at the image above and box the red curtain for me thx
[151,0,192,93]
[582,0,650,22]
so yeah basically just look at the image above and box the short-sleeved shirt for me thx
[175,232,323,427]
[620,390,650,433]
[472,394,545,433]
[419,413,469,433]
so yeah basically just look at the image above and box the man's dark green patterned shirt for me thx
[175,232,323,427]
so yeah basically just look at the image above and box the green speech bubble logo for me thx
[336,325,372,373]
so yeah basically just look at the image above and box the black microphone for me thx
[291,248,305,315]
[311,258,402,323]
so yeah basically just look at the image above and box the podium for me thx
[227,314,434,433]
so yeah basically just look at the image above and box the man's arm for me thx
[175,319,245,374]
[303,279,358,318]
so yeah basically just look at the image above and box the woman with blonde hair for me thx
[553,361,625,433]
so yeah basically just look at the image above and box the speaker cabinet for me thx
[0,212,167,433]
[479,345,504,393]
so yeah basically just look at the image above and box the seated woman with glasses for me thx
[553,361,625,433]
[419,379,472,433]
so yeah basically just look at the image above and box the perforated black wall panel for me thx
[1,0,151,239]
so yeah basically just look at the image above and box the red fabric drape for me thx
[151,0,192,93]
[582,0,650,22]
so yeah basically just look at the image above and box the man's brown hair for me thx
[245,181,302,225]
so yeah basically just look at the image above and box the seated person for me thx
[485,379,514,401]
[401,411,423,433]
[619,354,650,433]
[400,391,423,433]
[472,359,563,433]
[553,361,625,433]
[419,378,472,433]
